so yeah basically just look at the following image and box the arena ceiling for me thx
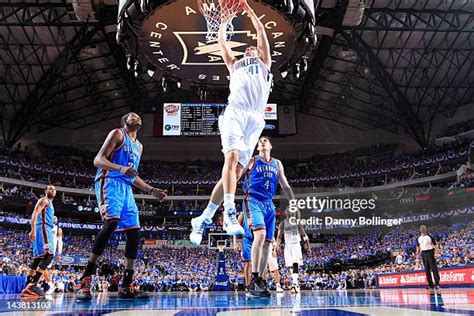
[0,0,472,148]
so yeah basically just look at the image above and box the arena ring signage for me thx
[139,0,296,85]
[399,197,414,204]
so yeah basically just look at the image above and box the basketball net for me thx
[197,0,243,42]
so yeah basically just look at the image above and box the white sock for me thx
[292,273,298,285]
[201,202,219,220]
[223,193,235,213]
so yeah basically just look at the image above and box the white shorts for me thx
[267,245,279,272]
[284,242,303,267]
[218,106,266,167]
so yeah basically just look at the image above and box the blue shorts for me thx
[33,224,55,258]
[242,196,276,242]
[242,235,252,261]
[95,177,140,231]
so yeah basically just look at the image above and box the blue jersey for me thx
[95,128,141,185]
[243,213,253,240]
[37,199,54,228]
[243,156,279,202]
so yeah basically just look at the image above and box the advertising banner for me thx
[377,266,474,288]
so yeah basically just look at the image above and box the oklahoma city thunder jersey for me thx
[243,156,279,201]
[228,57,273,114]
[37,199,54,228]
[95,128,141,185]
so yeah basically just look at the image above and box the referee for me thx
[416,225,441,289]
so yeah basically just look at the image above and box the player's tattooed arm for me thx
[133,176,168,202]
[296,208,311,254]
[29,197,48,241]
[242,156,255,173]
[93,129,135,177]
[242,0,271,68]
[218,23,237,72]
[275,221,284,255]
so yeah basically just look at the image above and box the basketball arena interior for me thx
[0,0,473,315]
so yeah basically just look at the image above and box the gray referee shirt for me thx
[416,234,437,251]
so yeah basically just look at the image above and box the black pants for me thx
[421,249,440,287]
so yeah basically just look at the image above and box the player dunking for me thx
[190,0,272,245]
[243,136,295,297]
[21,185,57,297]
[76,112,167,301]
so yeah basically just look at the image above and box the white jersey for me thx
[228,57,272,114]
[283,218,300,244]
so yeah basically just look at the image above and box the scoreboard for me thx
[162,103,277,136]
[163,103,225,136]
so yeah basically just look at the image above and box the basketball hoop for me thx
[197,0,244,42]
[217,240,226,252]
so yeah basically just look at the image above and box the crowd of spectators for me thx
[0,183,210,224]
[0,221,471,292]
[0,141,472,293]
[0,141,470,193]
[1,141,470,225]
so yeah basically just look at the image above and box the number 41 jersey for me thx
[243,156,279,201]
[228,57,273,114]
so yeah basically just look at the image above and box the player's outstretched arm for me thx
[218,23,236,72]
[242,0,271,68]
[132,143,167,201]
[133,176,167,202]
[277,160,295,201]
[29,197,48,241]
[94,129,135,178]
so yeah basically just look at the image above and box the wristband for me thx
[149,187,156,194]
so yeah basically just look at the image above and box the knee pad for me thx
[29,258,41,270]
[92,218,119,256]
[125,228,140,259]
[38,254,54,270]
[292,263,299,274]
